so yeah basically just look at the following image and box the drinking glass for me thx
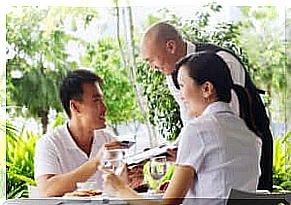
[101,149,125,197]
[149,156,167,192]
[101,149,125,174]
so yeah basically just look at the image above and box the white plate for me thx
[60,195,102,200]
[138,192,164,199]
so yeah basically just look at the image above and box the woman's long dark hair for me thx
[232,84,260,136]
[172,52,259,136]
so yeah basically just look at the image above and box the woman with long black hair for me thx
[103,52,262,205]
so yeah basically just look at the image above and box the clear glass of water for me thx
[149,156,167,193]
[101,149,125,174]
[101,149,125,197]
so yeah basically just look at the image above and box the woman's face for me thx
[177,65,209,117]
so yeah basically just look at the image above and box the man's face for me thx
[141,39,176,75]
[77,82,107,130]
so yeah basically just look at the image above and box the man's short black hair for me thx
[59,69,103,118]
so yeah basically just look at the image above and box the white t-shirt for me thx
[176,102,262,202]
[34,123,114,186]
[166,42,244,127]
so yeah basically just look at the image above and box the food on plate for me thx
[159,181,169,192]
[64,189,102,197]
[133,183,149,193]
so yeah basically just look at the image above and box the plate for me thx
[138,192,164,199]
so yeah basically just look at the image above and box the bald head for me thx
[142,22,183,45]
[141,22,186,75]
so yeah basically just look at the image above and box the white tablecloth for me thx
[3,193,164,205]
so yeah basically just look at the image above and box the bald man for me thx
[141,22,273,191]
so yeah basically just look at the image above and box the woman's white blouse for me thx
[176,102,262,199]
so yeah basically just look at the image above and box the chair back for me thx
[227,188,290,205]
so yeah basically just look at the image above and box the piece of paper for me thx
[126,145,177,165]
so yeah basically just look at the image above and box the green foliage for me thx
[10,67,66,116]
[273,131,291,191]
[53,113,66,128]
[6,7,89,133]
[239,7,287,122]
[136,62,182,141]
[240,7,286,88]
[287,8,291,125]
[162,4,249,68]
[6,122,39,199]
[80,38,144,130]
[0,120,6,199]
[0,70,5,109]
[239,9,290,191]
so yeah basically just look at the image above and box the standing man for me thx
[141,22,273,191]
[34,69,123,197]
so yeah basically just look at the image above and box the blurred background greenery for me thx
[3,2,291,199]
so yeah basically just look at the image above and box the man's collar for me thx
[62,122,80,150]
[64,122,97,150]
[186,41,196,55]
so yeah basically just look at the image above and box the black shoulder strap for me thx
[195,42,245,68]
[195,42,222,53]
[193,42,265,95]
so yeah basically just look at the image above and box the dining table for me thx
[3,193,164,205]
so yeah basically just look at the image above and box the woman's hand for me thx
[103,171,141,199]
[103,172,128,194]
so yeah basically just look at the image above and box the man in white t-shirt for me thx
[141,22,273,191]
[34,69,125,197]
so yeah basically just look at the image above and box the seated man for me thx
[34,69,124,197]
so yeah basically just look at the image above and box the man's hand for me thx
[127,163,145,189]
[144,146,177,162]
[93,145,105,169]
[166,148,177,162]
[37,151,104,197]
[104,141,129,150]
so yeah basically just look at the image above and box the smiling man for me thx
[34,69,115,197]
